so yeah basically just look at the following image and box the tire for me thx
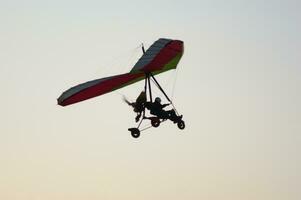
[128,128,140,138]
[177,120,185,130]
[151,118,160,128]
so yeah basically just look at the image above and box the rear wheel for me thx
[177,120,185,130]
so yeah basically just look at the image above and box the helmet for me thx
[155,97,161,103]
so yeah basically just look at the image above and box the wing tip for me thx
[57,98,66,107]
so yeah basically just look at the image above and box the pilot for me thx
[146,97,180,122]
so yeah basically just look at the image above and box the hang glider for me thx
[57,38,184,106]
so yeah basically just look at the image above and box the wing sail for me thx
[57,38,184,106]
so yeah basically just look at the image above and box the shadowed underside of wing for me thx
[57,72,145,106]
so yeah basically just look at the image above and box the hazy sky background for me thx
[0,0,300,199]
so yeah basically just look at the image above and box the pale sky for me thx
[0,0,300,200]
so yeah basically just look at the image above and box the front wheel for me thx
[177,120,185,130]
[151,118,160,128]
[128,128,140,138]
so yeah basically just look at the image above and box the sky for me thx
[0,0,300,199]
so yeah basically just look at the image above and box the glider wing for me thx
[57,38,184,106]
